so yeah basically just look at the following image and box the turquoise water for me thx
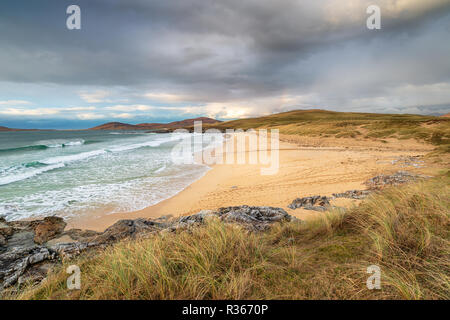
[0,130,218,220]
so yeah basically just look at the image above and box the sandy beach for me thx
[66,134,434,232]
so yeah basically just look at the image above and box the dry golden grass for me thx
[194,110,450,150]
[9,174,449,300]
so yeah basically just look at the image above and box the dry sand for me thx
[66,134,434,232]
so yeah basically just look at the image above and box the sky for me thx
[0,0,450,129]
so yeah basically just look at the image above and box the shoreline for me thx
[66,135,434,232]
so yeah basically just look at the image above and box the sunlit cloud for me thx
[0,100,32,106]
[79,90,111,103]
[0,108,60,116]
[111,113,135,119]
[143,92,194,103]
[76,112,105,120]
[105,105,154,112]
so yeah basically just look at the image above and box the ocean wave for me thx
[107,135,188,153]
[0,149,105,186]
[0,163,65,186]
[0,133,199,187]
[0,139,86,154]
[0,163,210,220]
[38,139,85,148]
[41,149,107,165]
[0,145,48,153]
[63,140,85,146]
[154,164,166,173]
[109,132,148,135]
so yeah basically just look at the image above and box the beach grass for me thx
[191,110,450,150]
[11,173,449,300]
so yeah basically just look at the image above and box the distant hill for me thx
[0,126,12,131]
[180,109,450,146]
[441,113,450,118]
[90,117,222,131]
[89,122,144,130]
[0,125,36,132]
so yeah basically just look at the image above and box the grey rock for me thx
[214,206,292,230]
[170,206,293,231]
[0,221,14,237]
[288,196,331,211]
[1,206,294,290]
[50,242,95,259]
[91,218,164,244]
[6,231,36,252]
[0,234,6,247]
[0,245,56,289]
[302,206,328,212]
[365,171,427,190]
[333,190,372,199]
[18,262,54,286]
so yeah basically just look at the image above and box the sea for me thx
[0,130,223,221]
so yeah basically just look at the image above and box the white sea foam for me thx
[154,165,166,173]
[41,149,107,165]
[109,132,147,135]
[2,164,209,220]
[0,132,223,221]
[0,163,65,186]
[108,135,188,153]
[63,140,85,146]
[37,139,85,148]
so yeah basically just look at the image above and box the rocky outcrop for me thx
[0,206,294,291]
[174,206,294,231]
[0,217,67,289]
[33,217,67,244]
[289,171,429,210]
[365,171,427,190]
[288,196,331,211]
[91,218,167,244]
[333,190,372,200]
[0,219,14,247]
[0,245,56,288]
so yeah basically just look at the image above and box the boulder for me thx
[170,207,294,231]
[288,196,331,211]
[91,218,164,244]
[214,206,292,230]
[0,221,14,238]
[33,217,66,244]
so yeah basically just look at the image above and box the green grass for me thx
[9,174,449,300]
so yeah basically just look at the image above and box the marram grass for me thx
[8,175,450,300]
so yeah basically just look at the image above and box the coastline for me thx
[66,134,434,232]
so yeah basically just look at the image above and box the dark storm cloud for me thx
[0,0,450,121]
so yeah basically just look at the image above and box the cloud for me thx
[0,0,449,125]
[79,90,110,103]
[0,108,63,116]
[76,112,105,120]
[143,92,194,103]
[110,113,137,119]
[0,106,96,117]
[0,100,32,106]
[105,105,154,112]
